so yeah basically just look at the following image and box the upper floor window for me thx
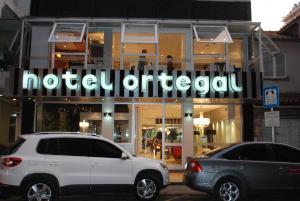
[121,23,158,44]
[48,23,86,43]
[193,25,233,72]
[261,33,287,79]
[48,22,87,69]
[193,25,233,43]
[228,39,244,72]
[119,23,158,70]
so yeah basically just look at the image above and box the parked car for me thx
[0,132,169,201]
[184,142,300,201]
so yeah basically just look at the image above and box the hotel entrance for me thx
[135,103,182,169]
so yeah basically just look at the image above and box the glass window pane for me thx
[136,104,163,160]
[159,33,185,70]
[114,104,131,143]
[89,139,122,158]
[59,138,90,156]
[112,32,121,69]
[88,32,104,66]
[36,104,102,135]
[165,104,182,167]
[194,41,225,55]
[121,23,158,44]
[193,26,233,43]
[49,23,86,42]
[240,144,270,161]
[54,54,85,69]
[123,55,156,70]
[194,105,241,156]
[263,52,274,77]
[36,139,47,154]
[194,56,226,71]
[229,39,243,72]
[55,42,86,53]
[275,52,287,77]
[272,144,300,163]
[47,138,59,155]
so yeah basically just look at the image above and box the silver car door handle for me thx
[238,165,244,170]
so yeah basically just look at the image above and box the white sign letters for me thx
[22,70,243,95]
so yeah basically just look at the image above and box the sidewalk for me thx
[162,171,204,195]
[161,184,204,195]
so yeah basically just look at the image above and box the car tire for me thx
[215,178,243,201]
[22,179,58,201]
[134,175,160,201]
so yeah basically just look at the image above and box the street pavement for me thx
[1,194,299,201]
[1,185,298,201]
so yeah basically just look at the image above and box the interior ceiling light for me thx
[193,112,210,127]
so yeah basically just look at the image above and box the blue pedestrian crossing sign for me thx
[263,86,280,108]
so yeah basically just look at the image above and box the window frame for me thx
[121,23,158,44]
[49,22,88,69]
[48,22,87,43]
[192,25,233,43]
[119,23,159,69]
[263,51,288,79]
[192,25,234,72]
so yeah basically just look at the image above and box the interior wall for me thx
[205,105,241,146]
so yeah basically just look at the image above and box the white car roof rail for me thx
[36,132,81,135]
[35,132,102,137]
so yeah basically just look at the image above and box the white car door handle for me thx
[48,162,57,166]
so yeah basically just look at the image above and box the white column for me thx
[182,99,194,166]
[101,98,114,140]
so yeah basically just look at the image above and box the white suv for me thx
[0,133,169,201]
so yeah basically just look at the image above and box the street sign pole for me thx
[271,107,275,143]
[263,86,280,143]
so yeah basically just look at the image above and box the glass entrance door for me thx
[135,104,163,160]
[134,103,182,169]
[164,104,182,169]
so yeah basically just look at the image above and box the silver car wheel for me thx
[136,179,157,199]
[219,182,239,201]
[27,183,52,201]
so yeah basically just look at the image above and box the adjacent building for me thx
[0,0,31,146]
[261,3,300,148]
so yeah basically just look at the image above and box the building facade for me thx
[2,0,266,169]
[260,3,300,148]
[0,0,31,146]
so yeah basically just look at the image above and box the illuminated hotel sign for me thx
[15,69,262,99]
[22,70,242,94]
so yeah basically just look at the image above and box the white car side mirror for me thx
[121,152,129,160]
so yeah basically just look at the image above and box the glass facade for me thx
[36,103,102,134]
[34,100,242,169]
[23,20,263,72]
[193,105,241,156]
